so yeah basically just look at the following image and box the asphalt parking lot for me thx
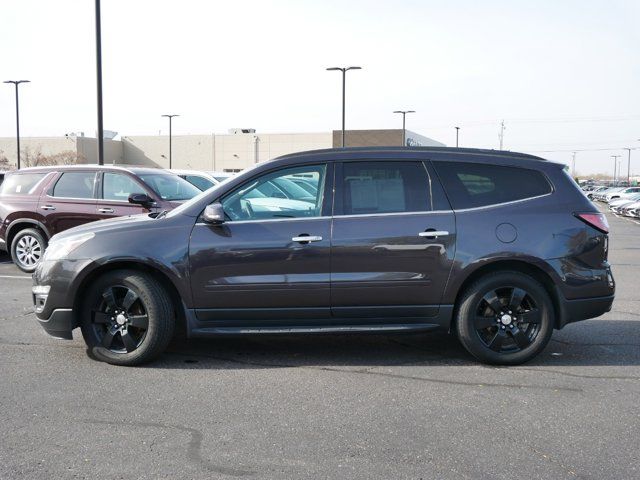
[0,210,638,480]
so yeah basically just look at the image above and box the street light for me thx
[161,114,179,168]
[455,126,460,148]
[393,110,415,146]
[3,80,30,169]
[326,66,361,148]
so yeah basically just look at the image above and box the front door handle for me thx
[419,230,449,238]
[292,235,323,243]
[41,205,56,211]
[98,208,115,214]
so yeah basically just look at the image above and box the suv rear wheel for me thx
[456,271,554,365]
[80,270,175,366]
[11,228,47,273]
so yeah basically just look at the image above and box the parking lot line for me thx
[0,275,32,280]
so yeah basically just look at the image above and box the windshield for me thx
[137,172,201,201]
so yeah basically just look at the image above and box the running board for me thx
[189,323,441,337]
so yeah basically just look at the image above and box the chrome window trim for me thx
[195,215,331,226]
[333,210,449,219]
[451,192,554,212]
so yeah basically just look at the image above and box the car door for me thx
[189,163,332,323]
[39,170,100,235]
[330,160,456,319]
[96,171,157,220]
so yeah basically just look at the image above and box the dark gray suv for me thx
[31,147,615,366]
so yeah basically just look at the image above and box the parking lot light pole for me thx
[95,0,104,165]
[624,147,634,185]
[161,114,179,169]
[326,66,361,148]
[3,80,30,169]
[455,126,460,147]
[393,110,415,146]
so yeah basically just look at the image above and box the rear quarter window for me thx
[433,162,552,209]
[0,173,47,195]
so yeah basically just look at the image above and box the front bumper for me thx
[35,308,75,339]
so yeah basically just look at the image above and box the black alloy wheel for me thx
[80,270,174,366]
[456,271,554,365]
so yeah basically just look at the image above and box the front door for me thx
[331,160,456,319]
[189,163,332,324]
[95,172,155,219]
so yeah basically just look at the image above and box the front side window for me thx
[103,173,147,201]
[137,173,201,201]
[52,172,96,199]
[433,162,552,209]
[0,173,47,195]
[221,164,326,221]
[340,162,430,215]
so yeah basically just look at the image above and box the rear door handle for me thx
[292,235,323,243]
[41,205,56,211]
[419,230,449,238]
[98,208,115,214]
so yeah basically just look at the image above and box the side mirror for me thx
[128,193,154,208]
[203,203,225,224]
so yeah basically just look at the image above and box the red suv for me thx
[0,165,201,272]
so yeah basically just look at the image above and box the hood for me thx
[50,213,156,243]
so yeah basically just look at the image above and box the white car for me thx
[605,187,640,202]
[609,194,640,212]
[168,169,220,191]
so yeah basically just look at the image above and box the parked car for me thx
[31,147,614,366]
[169,169,219,191]
[593,187,622,202]
[209,171,235,183]
[609,193,640,213]
[586,185,608,199]
[618,200,640,217]
[0,165,201,272]
[604,186,640,202]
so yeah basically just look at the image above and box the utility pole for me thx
[624,148,633,185]
[95,0,104,165]
[455,126,460,147]
[611,155,620,185]
[393,110,415,146]
[3,80,30,169]
[571,151,576,178]
[326,66,362,148]
[498,120,505,150]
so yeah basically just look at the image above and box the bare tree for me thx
[20,147,85,167]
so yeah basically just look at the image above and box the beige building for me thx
[0,129,444,171]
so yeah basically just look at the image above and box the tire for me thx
[455,271,554,365]
[11,228,47,273]
[80,270,175,366]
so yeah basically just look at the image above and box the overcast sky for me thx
[1,0,639,175]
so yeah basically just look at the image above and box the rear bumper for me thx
[557,294,614,329]
[35,308,74,340]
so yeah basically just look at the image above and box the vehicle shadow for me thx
[150,320,640,370]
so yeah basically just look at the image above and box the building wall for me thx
[332,129,445,148]
[122,132,332,171]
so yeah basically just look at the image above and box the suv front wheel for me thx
[11,228,47,273]
[456,271,554,365]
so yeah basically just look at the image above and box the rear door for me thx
[39,170,99,235]
[330,160,456,319]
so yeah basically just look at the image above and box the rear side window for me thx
[341,162,430,215]
[52,172,96,199]
[0,173,47,195]
[185,175,215,191]
[433,162,551,209]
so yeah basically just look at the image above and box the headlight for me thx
[44,232,95,261]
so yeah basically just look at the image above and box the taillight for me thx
[574,212,609,234]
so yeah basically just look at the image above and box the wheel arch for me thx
[73,260,189,335]
[7,219,50,248]
[452,259,563,329]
